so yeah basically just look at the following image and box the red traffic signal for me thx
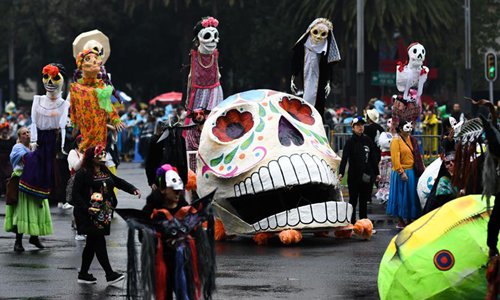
[485,52,497,82]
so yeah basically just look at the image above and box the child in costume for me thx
[72,146,141,284]
[117,164,216,300]
[69,49,124,152]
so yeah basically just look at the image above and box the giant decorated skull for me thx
[408,42,425,68]
[197,89,352,235]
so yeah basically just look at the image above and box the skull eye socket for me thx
[413,48,417,54]
[214,32,219,39]
[312,29,318,35]
[203,32,211,40]
[279,97,315,125]
[43,74,49,80]
[321,32,327,37]
[53,74,61,81]
[422,49,425,55]
[212,109,254,142]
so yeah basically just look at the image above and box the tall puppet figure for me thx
[184,16,223,151]
[72,30,120,102]
[15,63,70,247]
[69,47,124,151]
[291,18,341,117]
[392,42,429,129]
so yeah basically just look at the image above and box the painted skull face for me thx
[386,118,393,129]
[90,192,103,206]
[197,90,351,235]
[165,170,184,191]
[83,40,105,59]
[42,64,64,95]
[309,23,329,44]
[198,27,219,54]
[402,121,413,133]
[81,52,102,78]
[408,43,426,67]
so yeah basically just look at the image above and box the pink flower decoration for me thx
[202,17,219,28]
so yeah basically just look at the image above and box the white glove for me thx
[29,142,38,151]
[290,76,298,94]
[325,81,331,97]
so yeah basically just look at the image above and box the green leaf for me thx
[258,104,266,117]
[210,154,224,167]
[224,146,239,164]
[241,132,254,150]
[269,102,279,114]
[311,131,325,145]
[256,119,265,132]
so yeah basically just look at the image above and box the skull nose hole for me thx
[278,116,304,146]
[418,54,422,59]
[226,123,245,139]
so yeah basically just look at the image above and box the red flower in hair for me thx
[42,65,60,78]
[0,122,9,130]
[201,17,219,28]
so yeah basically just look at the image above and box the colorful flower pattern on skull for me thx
[197,89,341,200]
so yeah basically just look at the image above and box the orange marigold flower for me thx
[42,64,59,78]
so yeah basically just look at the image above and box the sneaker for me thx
[78,273,97,284]
[75,234,86,241]
[62,203,74,210]
[106,272,125,285]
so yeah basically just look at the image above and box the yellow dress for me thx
[422,114,439,155]
[70,78,120,151]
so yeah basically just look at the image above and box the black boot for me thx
[14,234,24,252]
[29,236,45,249]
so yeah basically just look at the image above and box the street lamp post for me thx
[356,0,365,114]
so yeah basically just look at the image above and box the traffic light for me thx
[485,52,497,82]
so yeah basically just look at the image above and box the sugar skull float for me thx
[196,89,353,244]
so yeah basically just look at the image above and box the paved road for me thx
[0,163,397,299]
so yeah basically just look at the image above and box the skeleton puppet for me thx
[19,64,70,198]
[196,89,353,244]
[72,30,120,102]
[393,42,429,127]
[69,49,123,151]
[184,17,223,126]
[291,18,341,117]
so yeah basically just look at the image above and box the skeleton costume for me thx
[117,165,216,300]
[291,18,341,117]
[185,17,223,122]
[392,42,429,129]
[375,119,394,203]
[19,64,69,200]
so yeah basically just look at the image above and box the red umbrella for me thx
[148,92,183,105]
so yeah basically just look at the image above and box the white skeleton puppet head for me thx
[194,16,220,54]
[197,89,351,236]
[42,63,65,98]
[378,119,393,151]
[396,42,429,102]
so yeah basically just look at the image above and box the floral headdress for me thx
[193,16,219,36]
[42,64,60,78]
[0,122,9,131]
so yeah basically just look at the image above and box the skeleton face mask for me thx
[386,118,393,129]
[42,64,64,95]
[164,170,184,191]
[402,121,413,133]
[408,43,426,67]
[198,27,219,54]
[197,89,351,235]
[309,23,329,45]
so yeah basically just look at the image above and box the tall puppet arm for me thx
[29,96,39,150]
[59,100,70,152]
[416,66,429,101]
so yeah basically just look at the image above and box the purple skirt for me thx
[19,129,57,199]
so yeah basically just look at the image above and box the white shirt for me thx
[30,94,70,150]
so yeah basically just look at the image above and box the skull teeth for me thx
[233,153,337,197]
[251,201,352,232]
